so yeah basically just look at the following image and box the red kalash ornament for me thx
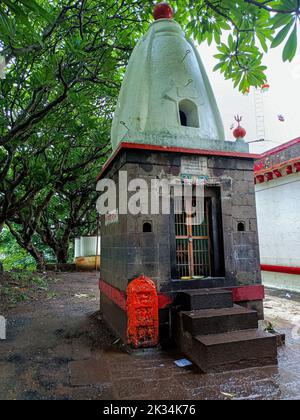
[261,83,270,93]
[153,2,174,20]
[233,115,247,140]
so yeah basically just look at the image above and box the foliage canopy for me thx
[0,0,299,269]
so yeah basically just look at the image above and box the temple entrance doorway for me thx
[174,187,224,279]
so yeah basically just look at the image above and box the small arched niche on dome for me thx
[178,99,199,128]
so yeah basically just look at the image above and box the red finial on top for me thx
[233,115,247,140]
[153,2,174,20]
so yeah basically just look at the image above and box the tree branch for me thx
[243,0,297,14]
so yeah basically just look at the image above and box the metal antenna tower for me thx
[254,88,266,141]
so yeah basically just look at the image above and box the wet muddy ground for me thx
[1,272,300,400]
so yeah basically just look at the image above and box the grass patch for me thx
[0,272,57,310]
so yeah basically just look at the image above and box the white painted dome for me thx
[111,17,226,151]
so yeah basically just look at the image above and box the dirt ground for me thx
[1,272,300,400]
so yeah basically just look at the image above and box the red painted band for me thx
[100,279,265,309]
[158,294,173,309]
[230,285,265,302]
[99,278,173,310]
[99,279,126,311]
[259,137,300,159]
[97,142,123,181]
[254,157,300,175]
[158,285,265,304]
[96,138,300,181]
[119,142,259,159]
[261,265,300,276]
[97,142,259,180]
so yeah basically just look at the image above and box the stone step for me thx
[175,288,233,311]
[190,329,278,373]
[168,277,227,292]
[181,305,259,336]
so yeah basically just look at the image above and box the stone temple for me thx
[97,3,278,372]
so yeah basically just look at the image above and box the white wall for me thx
[80,236,101,257]
[74,238,81,259]
[262,271,300,293]
[74,236,101,259]
[255,172,300,267]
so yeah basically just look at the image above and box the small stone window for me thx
[179,99,199,128]
[143,222,152,233]
[237,222,246,232]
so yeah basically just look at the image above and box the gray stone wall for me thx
[207,157,261,286]
[99,149,261,292]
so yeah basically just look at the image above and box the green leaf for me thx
[18,0,51,22]
[219,21,231,30]
[0,12,12,35]
[272,0,297,10]
[240,75,249,93]
[213,62,224,72]
[214,30,221,45]
[271,19,294,48]
[207,31,213,46]
[271,13,293,30]
[214,53,226,59]
[282,0,298,8]
[2,0,27,18]
[283,23,298,62]
[257,32,268,52]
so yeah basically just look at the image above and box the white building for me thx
[74,236,101,271]
[255,138,300,292]
[74,236,101,259]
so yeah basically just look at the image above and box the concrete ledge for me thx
[262,271,300,294]
[45,263,76,272]
[261,264,300,276]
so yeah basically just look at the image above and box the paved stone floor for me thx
[0,272,300,400]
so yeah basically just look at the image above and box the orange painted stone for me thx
[126,275,159,349]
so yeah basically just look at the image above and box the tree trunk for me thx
[0,225,4,272]
[27,244,46,271]
[55,243,69,264]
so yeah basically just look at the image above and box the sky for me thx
[198,42,300,154]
